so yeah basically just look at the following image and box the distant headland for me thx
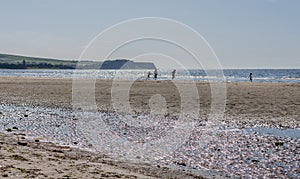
[0,54,156,70]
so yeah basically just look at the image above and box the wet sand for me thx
[0,132,206,179]
[0,76,299,178]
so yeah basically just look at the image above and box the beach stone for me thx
[17,141,28,146]
[175,160,187,166]
[251,159,259,163]
[275,141,284,146]
[5,128,12,132]
[2,174,8,177]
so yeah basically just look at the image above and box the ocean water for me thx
[0,69,299,83]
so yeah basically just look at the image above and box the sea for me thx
[0,69,299,83]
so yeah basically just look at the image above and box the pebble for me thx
[17,141,28,146]
[0,104,299,178]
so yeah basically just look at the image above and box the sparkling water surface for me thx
[0,69,299,83]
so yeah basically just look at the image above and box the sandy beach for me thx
[0,132,208,178]
[0,76,299,178]
[1,0,300,178]
[0,77,299,126]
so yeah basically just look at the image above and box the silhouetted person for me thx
[249,73,253,82]
[146,71,151,80]
[153,69,158,80]
[22,60,26,69]
[172,69,176,80]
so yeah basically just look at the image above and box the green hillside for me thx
[0,54,76,65]
[0,53,156,69]
[0,54,77,69]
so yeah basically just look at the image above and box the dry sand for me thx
[0,76,299,178]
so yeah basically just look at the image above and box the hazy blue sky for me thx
[0,0,299,68]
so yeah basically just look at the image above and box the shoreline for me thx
[0,75,299,83]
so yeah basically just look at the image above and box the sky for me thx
[0,0,299,69]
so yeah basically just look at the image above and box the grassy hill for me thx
[0,54,76,65]
[0,53,156,69]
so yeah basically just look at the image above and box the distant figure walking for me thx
[146,71,151,80]
[249,73,253,82]
[153,69,158,80]
[172,69,176,80]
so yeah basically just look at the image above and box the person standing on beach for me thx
[249,73,253,82]
[146,71,151,80]
[172,69,176,80]
[154,69,158,80]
